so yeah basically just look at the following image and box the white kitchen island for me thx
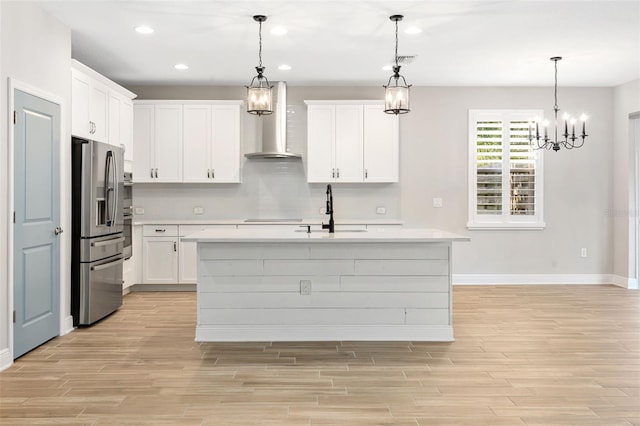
[182,228,469,342]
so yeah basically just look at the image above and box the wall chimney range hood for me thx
[245,81,301,159]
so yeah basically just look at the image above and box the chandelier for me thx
[383,15,411,115]
[529,57,588,151]
[246,15,273,115]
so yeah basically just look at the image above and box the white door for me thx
[306,105,335,182]
[363,104,399,182]
[71,69,91,139]
[178,239,197,284]
[211,105,240,182]
[183,105,211,183]
[142,237,178,284]
[89,81,109,143]
[335,104,364,182]
[154,105,183,182]
[133,104,154,182]
[13,89,61,358]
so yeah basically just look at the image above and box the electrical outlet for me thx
[319,207,326,214]
[581,248,587,258]
[433,198,443,208]
[193,206,204,215]
[300,280,311,295]
[134,207,144,215]
[376,206,386,215]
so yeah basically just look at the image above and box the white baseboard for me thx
[611,274,639,289]
[0,348,13,372]
[453,274,614,285]
[60,315,74,336]
[196,325,454,342]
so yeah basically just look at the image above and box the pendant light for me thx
[383,14,412,115]
[529,57,588,151]
[246,15,273,115]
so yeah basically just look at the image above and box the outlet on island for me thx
[134,207,144,215]
[300,280,312,295]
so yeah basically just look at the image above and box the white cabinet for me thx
[135,101,241,183]
[182,104,241,183]
[71,68,109,143]
[133,104,183,182]
[142,226,179,284]
[305,101,398,183]
[108,91,134,161]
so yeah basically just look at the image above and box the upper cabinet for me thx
[71,60,136,155]
[134,101,242,184]
[305,101,398,183]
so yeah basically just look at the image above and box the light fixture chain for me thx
[554,59,559,112]
[394,19,399,66]
[258,19,263,68]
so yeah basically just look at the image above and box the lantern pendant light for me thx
[246,15,273,115]
[384,14,412,115]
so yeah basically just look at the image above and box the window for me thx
[468,110,545,230]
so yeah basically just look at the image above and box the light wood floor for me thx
[1,285,638,425]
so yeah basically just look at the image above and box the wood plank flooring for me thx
[1,285,638,425]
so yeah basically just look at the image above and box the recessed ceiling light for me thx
[278,64,292,71]
[270,26,288,36]
[405,26,422,35]
[382,65,393,71]
[135,26,154,34]
[174,63,189,70]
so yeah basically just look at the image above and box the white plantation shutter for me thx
[468,110,544,229]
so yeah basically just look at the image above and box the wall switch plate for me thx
[319,207,326,214]
[193,206,204,215]
[376,206,386,215]
[433,198,443,208]
[134,207,144,215]
[300,280,311,295]
[581,248,587,258]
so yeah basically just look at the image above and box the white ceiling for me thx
[36,0,640,87]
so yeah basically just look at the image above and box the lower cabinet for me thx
[142,225,179,284]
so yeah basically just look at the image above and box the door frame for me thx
[633,112,640,290]
[7,78,69,362]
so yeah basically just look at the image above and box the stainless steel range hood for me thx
[245,81,301,159]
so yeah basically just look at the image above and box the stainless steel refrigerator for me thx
[71,137,124,326]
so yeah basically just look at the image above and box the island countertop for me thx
[182,227,469,243]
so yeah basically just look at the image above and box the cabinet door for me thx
[363,104,399,182]
[178,239,198,284]
[182,105,212,183]
[211,105,240,182]
[334,104,364,182]
[133,105,154,182]
[154,105,183,182]
[71,69,91,139]
[142,237,178,284]
[89,80,109,143]
[306,105,335,183]
[108,93,121,147]
[121,99,134,162]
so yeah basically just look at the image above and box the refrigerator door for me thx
[78,139,124,238]
[80,233,125,263]
[77,254,124,325]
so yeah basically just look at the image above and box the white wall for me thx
[612,79,640,288]
[129,84,614,278]
[0,1,71,367]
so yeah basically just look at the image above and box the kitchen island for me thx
[182,228,469,342]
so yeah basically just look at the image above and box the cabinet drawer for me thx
[143,225,178,236]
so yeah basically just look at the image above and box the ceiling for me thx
[35,0,640,88]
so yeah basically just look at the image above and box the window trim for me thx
[467,109,545,230]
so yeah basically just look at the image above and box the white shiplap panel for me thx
[354,259,448,276]
[263,259,354,276]
[405,309,450,325]
[309,243,449,260]
[200,260,264,276]
[340,275,450,292]
[199,243,310,260]
[198,275,341,293]
[198,292,449,309]
[199,308,406,325]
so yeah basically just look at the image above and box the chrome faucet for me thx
[322,184,335,233]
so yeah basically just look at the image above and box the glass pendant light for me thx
[246,15,273,115]
[384,14,411,115]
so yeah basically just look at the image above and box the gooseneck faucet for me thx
[322,184,335,233]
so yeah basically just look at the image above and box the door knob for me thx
[54,227,63,235]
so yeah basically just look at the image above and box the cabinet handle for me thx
[173,242,177,252]
[93,122,96,134]
[332,168,335,178]
[337,168,340,178]
[155,169,158,178]
[365,169,368,179]
[207,169,210,178]
[155,229,166,233]
[150,168,154,178]
[212,169,215,179]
